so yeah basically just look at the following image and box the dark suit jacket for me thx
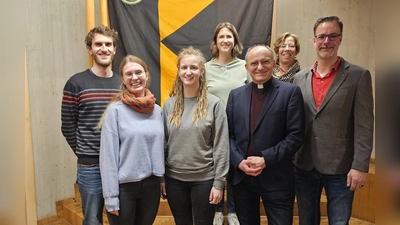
[293,58,374,174]
[226,77,305,191]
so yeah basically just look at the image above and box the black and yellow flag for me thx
[108,0,274,105]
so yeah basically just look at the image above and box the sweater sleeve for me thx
[211,100,230,190]
[61,80,78,153]
[161,102,171,183]
[162,100,171,159]
[99,106,120,212]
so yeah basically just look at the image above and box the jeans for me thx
[215,181,236,213]
[77,165,104,225]
[232,176,294,225]
[106,176,161,225]
[165,176,216,225]
[294,166,355,225]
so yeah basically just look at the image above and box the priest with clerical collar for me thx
[226,44,305,225]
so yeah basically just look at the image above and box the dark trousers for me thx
[106,176,161,225]
[232,175,294,225]
[165,176,216,225]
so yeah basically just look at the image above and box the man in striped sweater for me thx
[61,25,120,225]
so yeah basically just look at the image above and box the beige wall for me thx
[276,0,375,70]
[26,0,376,219]
[26,0,87,219]
[0,2,26,224]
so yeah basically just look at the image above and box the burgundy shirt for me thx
[247,79,272,156]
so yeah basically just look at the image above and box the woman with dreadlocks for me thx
[163,46,229,225]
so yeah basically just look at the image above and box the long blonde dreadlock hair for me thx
[168,46,208,127]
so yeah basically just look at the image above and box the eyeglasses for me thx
[279,45,296,49]
[314,33,341,42]
[249,59,273,69]
[125,71,146,78]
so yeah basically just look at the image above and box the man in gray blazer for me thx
[293,16,374,225]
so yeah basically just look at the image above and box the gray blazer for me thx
[293,58,374,174]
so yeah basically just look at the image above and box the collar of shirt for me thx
[252,78,273,96]
[311,57,342,78]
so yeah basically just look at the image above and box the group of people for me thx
[61,15,374,225]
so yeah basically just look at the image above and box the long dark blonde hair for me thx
[210,22,243,58]
[168,46,208,127]
[96,55,150,129]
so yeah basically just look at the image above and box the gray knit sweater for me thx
[100,101,164,212]
[163,94,229,190]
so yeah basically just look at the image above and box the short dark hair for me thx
[85,25,118,48]
[313,16,343,35]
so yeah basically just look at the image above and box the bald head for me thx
[245,45,275,62]
[245,45,276,84]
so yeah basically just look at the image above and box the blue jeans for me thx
[77,165,104,225]
[232,176,294,225]
[294,166,355,225]
[216,181,236,213]
[165,176,216,225]
[106,176,161,225]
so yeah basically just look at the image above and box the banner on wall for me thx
[108,0,274,104]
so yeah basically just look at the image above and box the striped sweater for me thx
[61,69,120,164]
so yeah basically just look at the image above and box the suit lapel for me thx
[243,83,252,134]
[318,60,349,112]
[254,78,279,131]
[305,68,317,112]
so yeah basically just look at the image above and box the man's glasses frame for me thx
[314,33,341,42]
[249,59,273,69]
